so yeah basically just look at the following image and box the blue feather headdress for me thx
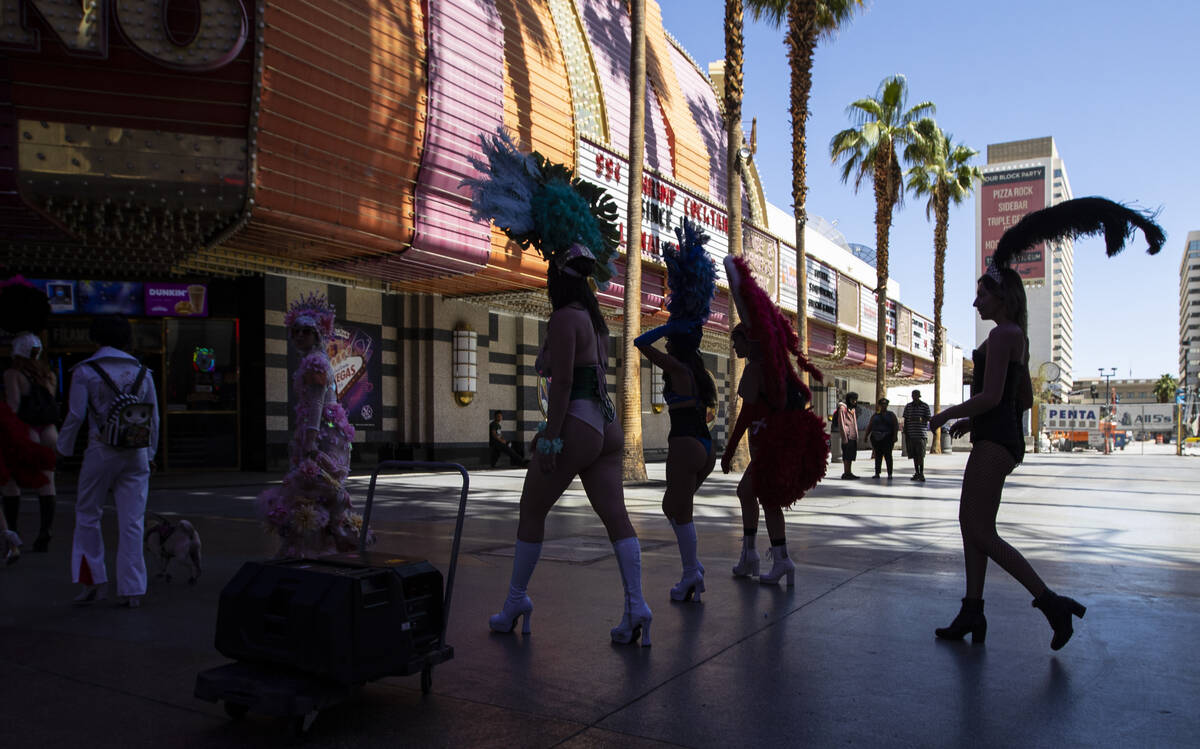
[462,127,619,290]
[662,219,717,349]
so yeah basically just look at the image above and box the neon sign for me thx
[0,0,249,71]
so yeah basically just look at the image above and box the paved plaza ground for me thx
[1,443,1197,748]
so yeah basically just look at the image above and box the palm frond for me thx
[993,197,1165,269]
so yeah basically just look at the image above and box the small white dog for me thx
[143,513,202,584]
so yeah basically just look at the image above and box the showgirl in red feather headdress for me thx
[0,276,57,563]
[721,256,829,586]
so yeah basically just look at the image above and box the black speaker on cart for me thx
[214,552,444,685]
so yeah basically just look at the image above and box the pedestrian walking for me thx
[722,255,828,587]
[0,276,57,560]
[488,411,528,468]
[635,220,717,603]
[835,393,860,479]
[3,333,61,550]
[57,315,159,607]
[465,129,650,645]
[930,196,1163,650]
[867,398,898,479]
[902,390,931,481]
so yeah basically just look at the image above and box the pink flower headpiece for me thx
[285,292,336,339]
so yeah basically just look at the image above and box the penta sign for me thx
[1045,407,1099,430]
[1,0,249,71]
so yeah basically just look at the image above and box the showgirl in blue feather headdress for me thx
[465,128,654,647]
[634,219,719,604]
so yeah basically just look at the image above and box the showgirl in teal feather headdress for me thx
[465,129,655,647]
[461,128,619,290]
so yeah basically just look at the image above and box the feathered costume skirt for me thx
[748,403,830,509]
[257,399,361,557]
[0,402,54,489]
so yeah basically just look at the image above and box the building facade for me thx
[1072,378,1161,405]
[975,136,1074,399]
[2,0,940,470]
[1182,231,1200,399]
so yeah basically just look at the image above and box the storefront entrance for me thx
[46,316,241,471]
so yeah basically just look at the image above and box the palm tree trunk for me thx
[723,0,749,471]
[872,151,892,403]
[787,0,819,380]
[931,190,948,453]
[621,0,647,481]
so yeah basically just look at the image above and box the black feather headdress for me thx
[992,197,1165,273]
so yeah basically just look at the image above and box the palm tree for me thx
[903,117,980,453]
[1154,373,1178,403]
[621,0,648,481]
[742,0,861,369]
[722,0,749,471]
[830,74,933,402]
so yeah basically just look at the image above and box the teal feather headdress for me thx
[462,128,619,289]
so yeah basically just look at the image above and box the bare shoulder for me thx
[986,322,1024,352]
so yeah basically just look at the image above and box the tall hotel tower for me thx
[976,136,1073,399]
[1182,231,1200,400]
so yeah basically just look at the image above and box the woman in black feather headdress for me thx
[929,198,1164,651]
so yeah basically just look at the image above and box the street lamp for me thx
[1099,367,1116,454]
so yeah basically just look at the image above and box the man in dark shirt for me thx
[488,411,527,468]
[902,390,931,481]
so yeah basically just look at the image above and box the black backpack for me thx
[87,362,153,449]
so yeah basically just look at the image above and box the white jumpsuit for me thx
[57,347,159,597]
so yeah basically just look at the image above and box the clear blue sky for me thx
[661,0,1199,381]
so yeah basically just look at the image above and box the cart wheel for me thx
[224,702,249,720]
[420,665,433,694]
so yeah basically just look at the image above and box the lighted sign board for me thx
[577,137,731,285]
[911,314,935,359]
[980,166,1047,283]
[144,283,209,317]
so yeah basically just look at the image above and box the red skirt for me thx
[0,402,54,489]
[748,406,830,509]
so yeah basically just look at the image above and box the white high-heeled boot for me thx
[611,536,652,646]
[669,519,704,602]
[759,545,795,587]
[489,539,540,633]
[731,535,760,578]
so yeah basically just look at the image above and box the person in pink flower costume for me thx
[256,292,365,557]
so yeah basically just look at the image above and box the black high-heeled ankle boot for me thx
[935,597,987,643]
[2,495,19,535]
[33,496,55,553]
[1032,588,1086,651]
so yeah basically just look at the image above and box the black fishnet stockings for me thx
[958,441,1046,599]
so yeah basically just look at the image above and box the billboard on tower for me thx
[980,166,1047,283]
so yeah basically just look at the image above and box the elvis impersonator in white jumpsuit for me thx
[57,346,159,606]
